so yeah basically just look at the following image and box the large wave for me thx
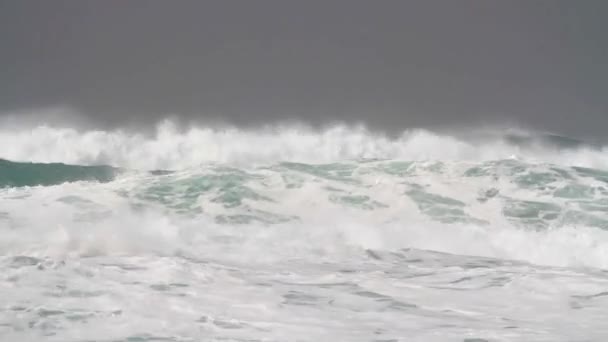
[3,117,608,340]
[1,119,607,170]
[2,118,608,268]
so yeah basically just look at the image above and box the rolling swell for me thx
[0,159,117,187]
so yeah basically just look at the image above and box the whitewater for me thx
[2,120,608,341]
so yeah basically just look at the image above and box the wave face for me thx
[0,159,117,187]
[2,122,608,341]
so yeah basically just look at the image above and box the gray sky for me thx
[1,0,607,139]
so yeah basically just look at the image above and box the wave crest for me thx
[1,119,607,170]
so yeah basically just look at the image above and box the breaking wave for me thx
[3,118,608,340]
[1,120,607,170]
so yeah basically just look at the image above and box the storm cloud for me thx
[1,0,607,139]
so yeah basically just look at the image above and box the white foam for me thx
[1,118,607,170]
[2,175,608,270]
[3,113,608,340]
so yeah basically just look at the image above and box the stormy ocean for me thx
[1,121,608,341]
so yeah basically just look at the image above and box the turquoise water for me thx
[4,158,608,231]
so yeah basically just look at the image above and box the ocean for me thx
[2,121,608,341]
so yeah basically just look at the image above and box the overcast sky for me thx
[1,0,607,139]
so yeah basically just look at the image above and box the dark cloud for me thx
[1,0,607,139]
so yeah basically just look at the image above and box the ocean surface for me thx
[2,122,608,341]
